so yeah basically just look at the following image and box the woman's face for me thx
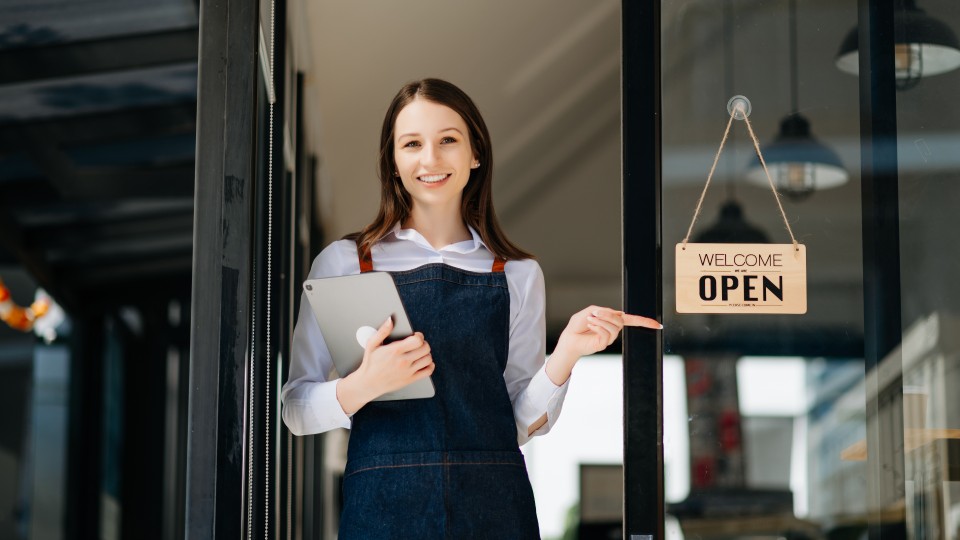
[393,98,477,213]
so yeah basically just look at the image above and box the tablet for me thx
[303,272,435,401]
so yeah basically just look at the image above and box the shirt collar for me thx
[388,221,488,254]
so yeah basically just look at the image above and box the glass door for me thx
[624,0,960,538]
[660,0,868,536]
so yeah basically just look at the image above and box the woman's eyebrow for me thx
[396,127,464,139]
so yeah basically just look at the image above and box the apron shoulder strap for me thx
[357,240,373,273]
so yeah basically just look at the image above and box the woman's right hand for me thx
[335,316,435,415]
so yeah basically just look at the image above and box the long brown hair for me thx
[346,78,534,261]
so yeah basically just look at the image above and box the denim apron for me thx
[338,248,540,539]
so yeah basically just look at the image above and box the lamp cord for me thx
[789,0,799,115]
[723,1,735,200]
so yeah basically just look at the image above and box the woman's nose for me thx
[420,143,440,166]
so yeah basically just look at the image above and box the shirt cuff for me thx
[309,380,352,431]
[515,364,570,440]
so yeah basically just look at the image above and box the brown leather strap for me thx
[491,258,506,273]
[357,241,373,273]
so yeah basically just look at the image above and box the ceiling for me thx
[0,0,199,308]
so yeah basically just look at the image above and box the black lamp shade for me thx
[694,200,771,244]
[836,2,960,79]
[746,114,849,196]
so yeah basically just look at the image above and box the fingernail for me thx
[658,323,665,329]
[592,310,599,317]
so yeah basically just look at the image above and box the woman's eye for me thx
[403,141,420,148]
[441,137,457,144]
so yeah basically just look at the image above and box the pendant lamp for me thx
[694,200,771,244]
[746,0,849,200]
[836,0,960,90]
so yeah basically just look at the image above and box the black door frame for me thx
[186,0,259,536]
[188,0,308,535]
[856,0,905,535]
[621,0,664,538]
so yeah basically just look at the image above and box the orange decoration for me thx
[0,276,52,332]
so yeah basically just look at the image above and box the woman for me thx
[281,78,660,539]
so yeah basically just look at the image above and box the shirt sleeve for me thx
[503,259,570,446]
[280,240,358,436]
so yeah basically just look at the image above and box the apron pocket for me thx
[341,452,446,540]
[444,451,540,539]
[341,451,539,540]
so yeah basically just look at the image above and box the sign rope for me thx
[681,98,799,253]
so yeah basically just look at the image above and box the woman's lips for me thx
[417,173,451,186]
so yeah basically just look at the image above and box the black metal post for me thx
[65,313,105,539]
[622,1,665,538]
[185,0,258,535]
[858,0,904,536]
[121,299,167,538]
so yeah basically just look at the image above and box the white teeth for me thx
[418,174,448,183]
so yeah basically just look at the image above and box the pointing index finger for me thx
[622,314,663,329]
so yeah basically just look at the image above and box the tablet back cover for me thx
[303,272,435,400]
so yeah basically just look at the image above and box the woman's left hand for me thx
[556,306,661,358]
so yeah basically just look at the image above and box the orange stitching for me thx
[345,461,524,478]
[397,278,506,289]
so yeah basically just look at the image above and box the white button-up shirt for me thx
[280,223,569,446]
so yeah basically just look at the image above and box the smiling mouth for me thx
[417,173,450,184]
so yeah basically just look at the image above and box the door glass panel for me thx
[661,0,875,537]
[895,1,960,539]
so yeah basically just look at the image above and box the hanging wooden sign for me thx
[675,96,808,315]
[676,243,806,314]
